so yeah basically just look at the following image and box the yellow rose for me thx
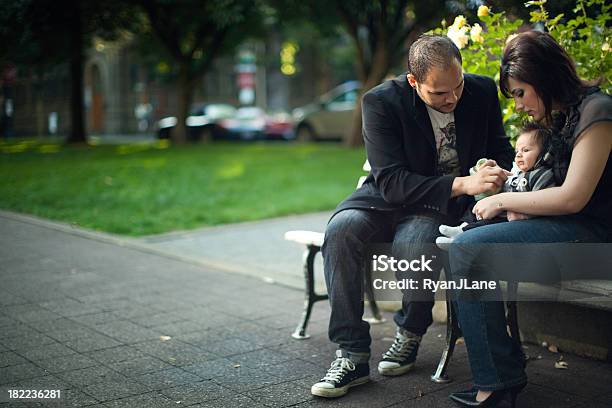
[448,25,469,49]
[470,23,484,44]
[602,43,610,52]
[452,15,467,29]
[477,5,490,18]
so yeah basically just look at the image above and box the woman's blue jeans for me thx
[448,214,609,391]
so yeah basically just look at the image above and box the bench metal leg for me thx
[363,261,386,324]
[506,282,520,342]
[505,281,525,366]
[431,282,522,383]
[292,245,328,339]
[431,297,461,383]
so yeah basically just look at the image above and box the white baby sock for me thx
[438,222,468,238]
[435,236,454,251]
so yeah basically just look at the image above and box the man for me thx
[311,34,515,398]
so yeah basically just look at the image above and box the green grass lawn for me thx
[0,139,366,236]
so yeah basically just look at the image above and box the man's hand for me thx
[451,160,511,197]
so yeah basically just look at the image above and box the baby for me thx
[437,122,555,248]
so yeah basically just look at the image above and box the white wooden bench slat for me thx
[284,230,324,247]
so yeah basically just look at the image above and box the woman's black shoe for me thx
[449,383,526,407]
[450,387,478,401]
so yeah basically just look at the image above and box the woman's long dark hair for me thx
[500,31,601,183]
[500,30,598,125]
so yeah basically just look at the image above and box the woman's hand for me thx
[473,195,505,220]
[507,211,531,221]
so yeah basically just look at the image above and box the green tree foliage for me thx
[527,0,610,93]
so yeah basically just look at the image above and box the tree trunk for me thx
[345,97,364,148]
[344,50,391,148]
[174,62,191,145]
[66,4,86,144]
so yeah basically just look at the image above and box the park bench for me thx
[284,159,523,382]
[284,160,386,341]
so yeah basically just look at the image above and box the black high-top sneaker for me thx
[311,350,370,398]
[378,328,421,376]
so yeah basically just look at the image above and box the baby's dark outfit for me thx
[461,159,555,231]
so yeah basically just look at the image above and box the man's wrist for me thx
[451,176,466,198]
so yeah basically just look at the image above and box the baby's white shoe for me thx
[435,236,454,251]
[438,222,468,238]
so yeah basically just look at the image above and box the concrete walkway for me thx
[137,212,332,292]
[1,210,611,407]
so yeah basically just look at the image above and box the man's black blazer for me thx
[335,73,515,222]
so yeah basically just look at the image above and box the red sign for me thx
[237,72,255,89]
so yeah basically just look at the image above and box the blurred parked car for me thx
[156,103,236,141]
[263,110,295,140]
[292,80,360,141]
[219,107,295,140]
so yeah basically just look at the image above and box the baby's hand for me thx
[507,211,531,221]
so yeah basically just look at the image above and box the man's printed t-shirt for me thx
[426,105,461,177]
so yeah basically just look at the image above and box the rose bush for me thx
[431,0,610,139]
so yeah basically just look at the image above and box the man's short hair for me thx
[407,34,462,82]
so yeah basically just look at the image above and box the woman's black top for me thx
[563,90,612,228]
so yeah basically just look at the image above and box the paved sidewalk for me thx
[1,212,611,407]
[137,212,332,291]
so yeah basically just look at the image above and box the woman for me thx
[448,30,611,407]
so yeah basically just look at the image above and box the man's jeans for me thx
[448,214,609,391]
[322,208,450,356]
